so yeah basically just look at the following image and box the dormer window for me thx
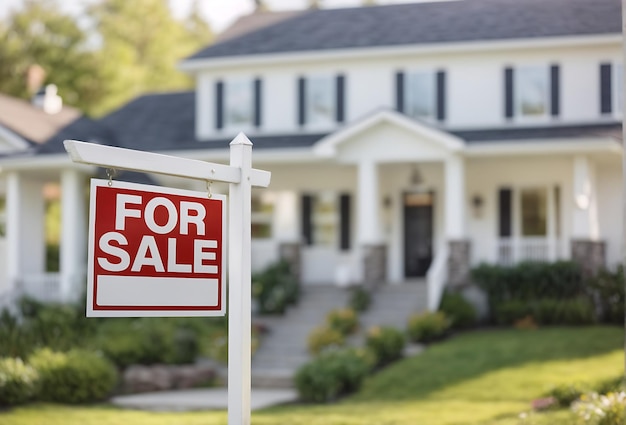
[395,70,446,122]
[215,78,262,131]
[504,65,559,121]
[297,74,345,128]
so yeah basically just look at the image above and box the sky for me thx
[0,0,425,33]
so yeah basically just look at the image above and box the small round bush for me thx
[295,348,371,403]
[326,308,358,336]
[439,291,477,329]
[349,287,371,312]
[307,326,344,355]
[546,382,589,407]
[0,358,39,406]
[407,311,450,343]
[29,348,118,404]
[365,326,405,368]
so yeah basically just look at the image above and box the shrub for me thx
[0,358,39,406]
[494,300,533,325]
[0,310,34,358]
[572,392,626,425]
[307,326,344,355]
[472,261,585,317]
[252,260,299,315]
[96,319,201,368]
[588,266,625,325]
[365,326,405,368]
[546,382,590,407]
[530,298,595,326]
[439,291,477,329]
[326,308,358,336]
[595,376,626,395]
[29,348,117,404]
[295,348,372,403]
[407,311,450,343]
[348,287,371,312]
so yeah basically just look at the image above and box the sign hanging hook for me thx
[207,180,213,198]
[106,168,117,187]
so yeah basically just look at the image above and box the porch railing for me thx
[16,273,63,303]
[426,243,449,312]
[497,238,561,266]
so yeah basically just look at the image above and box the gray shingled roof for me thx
[26,91,621,157]
[188,0,620,61]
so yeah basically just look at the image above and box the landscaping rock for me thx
[123,363,216,394]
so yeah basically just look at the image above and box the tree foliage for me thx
[0,0,214,116]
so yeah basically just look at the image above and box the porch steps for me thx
[250,282,428,388]
[251,286,349,388]
[349,281,428,345]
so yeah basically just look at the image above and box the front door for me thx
[404,192,434,277]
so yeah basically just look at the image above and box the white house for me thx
[0,0,622,311]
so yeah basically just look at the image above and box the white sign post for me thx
[64,133,269,425]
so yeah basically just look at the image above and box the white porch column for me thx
[273,191,299,243]
[6,172,45,291]
[572,155,599,240]
[571,155,604,276]
[357,160,381,244]
[60,168,87,302]
[444,154,466,239]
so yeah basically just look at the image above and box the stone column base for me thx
[279,242,301,281]
[448,240,471,287]
[571,239,605,277]
[362,244,387,290]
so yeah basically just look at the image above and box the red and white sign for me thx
[86,179,226,317]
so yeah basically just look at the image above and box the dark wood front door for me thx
[404,192,434,278]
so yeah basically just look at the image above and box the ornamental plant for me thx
[572,392,626,425]
[326,308,358,336]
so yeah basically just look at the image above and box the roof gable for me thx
[314,109,464,161]
[187,0,620,61]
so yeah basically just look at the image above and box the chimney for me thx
[32,84,63,114]
[26,64,46,95]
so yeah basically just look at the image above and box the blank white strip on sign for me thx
[96,276,219,307]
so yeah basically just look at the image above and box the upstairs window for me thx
[504,65,559,120]
[215,78,262,130]
[600,62,623,116]
[298,74,345,127]
[396,70,446,121]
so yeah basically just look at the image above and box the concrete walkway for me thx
[111,387,297,412]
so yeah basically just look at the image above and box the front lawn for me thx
[1,326,623,425]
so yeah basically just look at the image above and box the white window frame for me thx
[224,78,254,131]
[404,69,437,121]
[305,75,336,130]
[514,65,550,122]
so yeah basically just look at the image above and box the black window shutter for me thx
[215,80,224,130]
[254,78,262,127]
[436,70,446,121]
[498,188,512,237]
[301,194,313,245]
[395,71,405,113]
[336,74,345,123]
[600,63,613,114]
[504,68,514,119]
[550,65,560,117]
[339,194,351,251]
[298,77,306,126]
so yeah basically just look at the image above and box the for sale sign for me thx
[86,179,226,317]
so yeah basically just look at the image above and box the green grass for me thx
[1,326,623,425]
